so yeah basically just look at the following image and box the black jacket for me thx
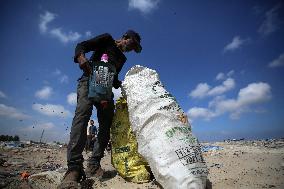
[74,33,127,88]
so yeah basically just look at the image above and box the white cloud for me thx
[67,93,77,106]
[187,107,215,121]
[128,0,160,14]
[35,86,53,100]
[216,70,234,80]
[60,75,69,83]
[190,78,235,99]
[39,11,56,33]
[189,83,210,99]
[39,10,82,44]
[268,53,284,68]
[208,78,235,96]
[223,36,247,52]
[53,69,61,75]
[216,72,225,80]
[227,70,234,77]
[258,4,281,36]
[0,104,30,120]
[18,122,67,143]
[50,28,81,44]
[188,82,271,121]
[213,83,271,119]
[32,103,72,118]
[53,69,69,84]
[237,82,271,105]
[0,90,7,98]
[26,122,55,131]
[85,31,92,37]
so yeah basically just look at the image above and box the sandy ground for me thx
[203,141,284,189]
[1,140,283,189]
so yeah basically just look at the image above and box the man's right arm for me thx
[76,53,92,75]
[74,33,113,75]
[74,33,113,63]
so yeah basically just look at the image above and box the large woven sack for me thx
[122,65,208,189]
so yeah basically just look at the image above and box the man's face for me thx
[122,38,136,52]
[90,120,94,125]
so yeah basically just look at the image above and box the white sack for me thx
[122,65,208,189]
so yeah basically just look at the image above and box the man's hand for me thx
[77,53,88,63]
[79,61,92,75]
[77,53,92,75]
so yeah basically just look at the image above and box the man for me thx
[59,30,142,188]
[90,120,98,150]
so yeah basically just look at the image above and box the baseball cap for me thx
[123,30,142,53]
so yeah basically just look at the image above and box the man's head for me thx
[119,30,142,53]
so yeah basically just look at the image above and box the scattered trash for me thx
[2,141,24,149]
[201,145,224,152]
[209,163,223,169]
[41,162,62,171]
[20,171,30,180]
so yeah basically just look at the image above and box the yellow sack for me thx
[111,97,151,183]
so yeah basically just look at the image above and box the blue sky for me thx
[0,0,284,142]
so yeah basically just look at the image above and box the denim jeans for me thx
[67,77,114,171]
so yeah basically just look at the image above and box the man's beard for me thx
[123,45,132,52]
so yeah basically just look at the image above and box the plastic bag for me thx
[111,97,151,183]
[122,65,208,189]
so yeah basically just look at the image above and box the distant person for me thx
[91,122,98,143]
[59,30,142,188]
[85,120,95,151]
[89,121,98,151]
